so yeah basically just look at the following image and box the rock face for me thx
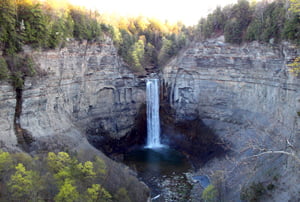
[0,82,17,149]
[0,34,299,201]
[162,38,300,201]
[0,37,149,201]
[21,38,145,144]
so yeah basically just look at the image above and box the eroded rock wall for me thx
[0,37,149,201]
[162,38,300,201]
[20,37,145,146]
[0,82,17,148]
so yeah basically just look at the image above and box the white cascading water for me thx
[146,78,162,148]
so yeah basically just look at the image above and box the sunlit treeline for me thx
[0,0,192,73]
[197,0,300,44]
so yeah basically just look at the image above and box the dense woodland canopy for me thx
[0,150,133,202]
[0,0,299,83]
[0,0,191,76]
[198,0,300,44]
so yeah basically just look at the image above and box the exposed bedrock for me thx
[22,38,146,143]
[162,38,300,201]
[0,37,150,201]
[0,82,17,149]
[0,34,300,201]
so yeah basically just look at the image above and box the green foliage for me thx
[47,152,74,173]
[18,1,49,48]
[246,1,286,43]
[47,15,74,49]
[5,54,37,89]
[0,151,111,201]
[283,14,300,44]
[0,0,103,53]
[10,71,24,89]
[0,150,13,175]
[202,184,218,202]
[11,152,34,168]
[70,7,102,42]
[245,18,262,42]
[200,7,225,38]
[0,0,22,54]
[290,0,300,13]
[129,39,145,71]
[93,156,107,176]
[8,163,40,201]
[0,57,9,80]
[114,187,131,202]
[289,56,300,75]
[0,0,187,73]
[110,17,187,71]
[77,161,96,179]
[158,37,173,66]
[198,0,300,45]
[224,18,243,44]
[224,0,252,44]
[86,184,112,202]
[54,179,79,202]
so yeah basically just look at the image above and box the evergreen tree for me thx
[17,0,49,48]
[0,0,22,54]
[0,57,9,80]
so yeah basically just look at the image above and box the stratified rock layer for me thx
[162,38,300,201]
[0,34,299,201]
[0,82,17,148]
[22,38,145,143]
[0,37,149,201]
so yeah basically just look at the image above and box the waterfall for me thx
[146,78,162,148]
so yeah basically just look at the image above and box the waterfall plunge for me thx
[146,79,163,148]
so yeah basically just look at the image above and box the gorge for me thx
[0,35,299,201]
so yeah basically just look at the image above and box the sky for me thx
[68,0,238,25]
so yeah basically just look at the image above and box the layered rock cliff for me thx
[23,38,145,144]
[162,37,300,201]
[1,34,300,201]
[0,82,16,148]
[1,38,146,149]
[0,37,149,201]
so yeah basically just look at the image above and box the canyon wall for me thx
[1,34,299,201]
[0,82,17,148]
[162,37,300,201]
[20,37,145,147]
[1,38,146,150]
[0,37,149,201]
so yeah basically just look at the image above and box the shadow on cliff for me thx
[160,103,230,168]
[87,102,230,169]
[87,104,147,158]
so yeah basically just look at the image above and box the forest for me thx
[0,0,190,77]
[198,0,299,44]
[0,150,132,202]
[0,0,299,83]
